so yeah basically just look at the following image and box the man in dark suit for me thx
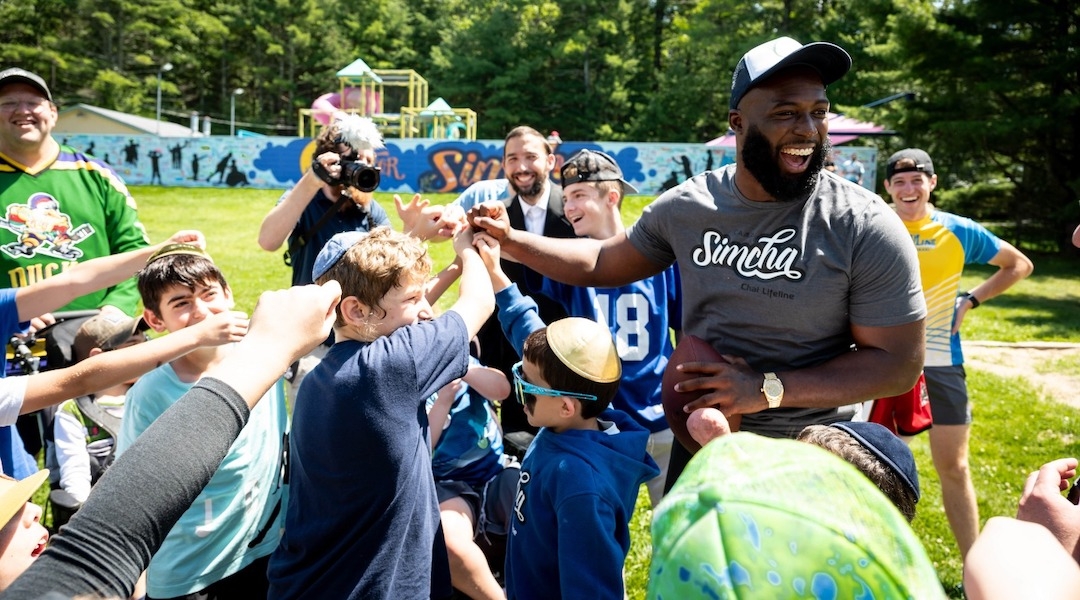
[477,126,576,448]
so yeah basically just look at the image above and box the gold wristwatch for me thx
[761,372,784,409]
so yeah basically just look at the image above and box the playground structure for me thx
[299,58,477,140]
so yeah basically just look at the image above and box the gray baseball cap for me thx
[0,68,52,102]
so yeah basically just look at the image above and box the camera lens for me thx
[341,161,381,192]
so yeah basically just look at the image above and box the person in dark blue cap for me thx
[686,406,920,521]
[802,421,921,521]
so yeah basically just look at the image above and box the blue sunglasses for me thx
[511,361,598,405]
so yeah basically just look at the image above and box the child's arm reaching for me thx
[18,309,249,415]
[425,257,461,306]
[428,363,510,450]
[474,232,511,293]
[474,233,545,358]
[463,363,511,403]
[428,380,460,450]
[15,230,206,322]
[446,227,494,340]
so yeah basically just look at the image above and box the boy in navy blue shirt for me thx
[268,225,494,600]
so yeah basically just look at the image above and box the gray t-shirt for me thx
[628,166,925,436]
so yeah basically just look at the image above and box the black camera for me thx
[311,155,381,192]
[338,157,381,192]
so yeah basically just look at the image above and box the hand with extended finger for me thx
[1017,457,1080,562]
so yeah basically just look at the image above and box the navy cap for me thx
[830,421,920,503]
[886,148,935,180]
[0,68,52,102]
[729,37,851,110]
[312,230,368,281]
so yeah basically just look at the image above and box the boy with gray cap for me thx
[47,313,149,514]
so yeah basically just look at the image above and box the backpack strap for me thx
[74,396,122,442]
[283,193,353,266]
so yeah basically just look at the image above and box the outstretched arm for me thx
[1016,457,1080,562]
[468,201,664,287]
[15,230,205,322]
[257,155,340,251]
[964,517,1080,600]
[447,228,495,340]
[19,310,249,415]
[2,283,341,600]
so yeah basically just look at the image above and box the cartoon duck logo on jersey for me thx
[0,193,95,260]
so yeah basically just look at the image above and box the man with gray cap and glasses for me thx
[0,66,149,472]
[469,36,926,487]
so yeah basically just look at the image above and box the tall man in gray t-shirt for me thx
[468,37,926,487]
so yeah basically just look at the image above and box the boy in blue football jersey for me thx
[483,149,680,505]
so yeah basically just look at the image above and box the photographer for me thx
[258,113,461,401]
[257,113,390,402]
[258,113,391,288]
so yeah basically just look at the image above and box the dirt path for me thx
[961,341,1080,409]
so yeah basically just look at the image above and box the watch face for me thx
[764,380,782,396]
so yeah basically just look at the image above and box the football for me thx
[662,335,741,453]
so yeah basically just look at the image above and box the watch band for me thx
[962,291,980,309]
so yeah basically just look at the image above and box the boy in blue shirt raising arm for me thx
[268,224,494,600]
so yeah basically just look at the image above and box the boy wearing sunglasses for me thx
[503,316,658,599]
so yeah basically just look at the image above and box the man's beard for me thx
[509,173,545,198]
[741,125,830,202]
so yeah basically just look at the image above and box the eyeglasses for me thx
[0,98,50,113]
[511,361,597,406]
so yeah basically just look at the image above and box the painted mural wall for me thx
[56,134,879,195]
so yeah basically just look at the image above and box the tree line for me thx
[2,0,1076,252]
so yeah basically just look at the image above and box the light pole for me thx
[230,88,244,137]
[155,62,173,136]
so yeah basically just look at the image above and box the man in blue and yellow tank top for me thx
[885,148,1033,559]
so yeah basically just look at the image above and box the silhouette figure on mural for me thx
[85,141,96,157]
[190,155,205,181]
[169,142,186,170]
[705,149,715,172]
[225,159,249,187]
[661,170,680,191]
[123,139,139,167]
[207,152,232,184]
[674,155,693,180]
[148,149,163,185]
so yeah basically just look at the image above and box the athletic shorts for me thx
[436,464,520,540]
[924,365,971,426]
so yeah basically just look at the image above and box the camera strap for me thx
[283,192,353,267]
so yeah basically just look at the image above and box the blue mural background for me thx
[56,134,878,195]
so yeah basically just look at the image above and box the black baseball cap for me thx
[830,421,921,503]
[0,68,52,102]
[885,148,935,180]
[730,37,851,110]
[560,149,639,195]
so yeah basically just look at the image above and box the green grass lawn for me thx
[113,187,1080,597]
